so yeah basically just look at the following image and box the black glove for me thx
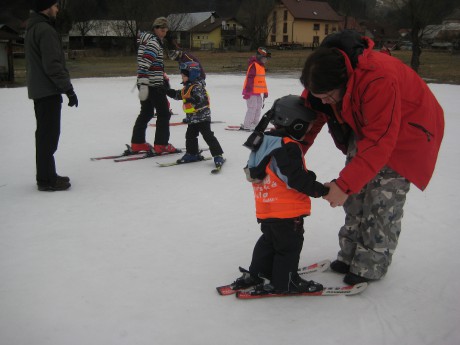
[166,88,177,98]
[66,89,78,107]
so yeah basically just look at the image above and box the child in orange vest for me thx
[241,47,271,131]
[230,95,329,296]
[166,61,224,167]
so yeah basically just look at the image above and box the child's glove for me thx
[263,92,268,99]
[243,94,250,100]
[166,89,176,98]
[244,166,263,184]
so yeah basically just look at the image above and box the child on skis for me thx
[241,47,271,131]
[233,95,329,296]
[166,61,224,167]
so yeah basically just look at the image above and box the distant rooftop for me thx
[167,12,216,31]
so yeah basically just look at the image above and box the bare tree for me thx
[109,0,178,50]
[236,0,275,48]
[66,0,104,47]
[328,0,374,28]
[391,0,460,72]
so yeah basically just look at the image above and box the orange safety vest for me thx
[181,84,210,114]
[243,62,268,94]
[253,138,311,219]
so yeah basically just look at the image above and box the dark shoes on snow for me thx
[231,267,263,290]
[249,274,324,296]
[37,175,71,192]
[177,152,204,164]
[330,260,350,274]
[214,155,225,167]
[343,272,371,285]
[330,260,372,285]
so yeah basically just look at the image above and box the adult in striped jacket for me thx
[130,17,178,154]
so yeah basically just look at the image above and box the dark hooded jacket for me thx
[25,12,73,99]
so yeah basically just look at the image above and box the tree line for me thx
[1,0,459,72]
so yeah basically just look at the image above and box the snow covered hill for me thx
[1,75,459,345]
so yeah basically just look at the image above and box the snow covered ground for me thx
[1,74,459,345]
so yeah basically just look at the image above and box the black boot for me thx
[343,272,371,285]
[37,179,71,191]
[56,175,70,183]
[230,267,263,290]
[330,260,350,274]
[288,274,323,293]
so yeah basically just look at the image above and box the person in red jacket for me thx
[300,30,444,285]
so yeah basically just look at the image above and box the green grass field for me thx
[9,49,460,87]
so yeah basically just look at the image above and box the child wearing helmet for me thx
[230,95,329,296]
[241,47,271,131]
[166,61,224,167]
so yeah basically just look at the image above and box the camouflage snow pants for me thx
[337,136,411,279]
[337,167,410,279]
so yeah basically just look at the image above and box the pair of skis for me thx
[217,259,368,299]
[90,144,183,162]
[90,145,207,163]
[91,145,223,173]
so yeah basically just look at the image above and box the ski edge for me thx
[298,259,331,275]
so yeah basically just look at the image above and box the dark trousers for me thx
[131,86,171,145]
[34,95,62,185]
[249,218,305,291]
[185,122,223,156]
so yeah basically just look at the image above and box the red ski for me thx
[235,283,368,299]
[217,259,331,296]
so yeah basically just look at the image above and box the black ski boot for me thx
[288,274,323,293]
[330,260,350,274]
[230,267,263,290]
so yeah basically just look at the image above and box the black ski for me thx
[114,149,182,162]
[157,157,212,167]
[90,144,143,161]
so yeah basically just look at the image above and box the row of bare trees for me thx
[49,0,460,72]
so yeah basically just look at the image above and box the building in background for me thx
[268,0,342,49]
[189,13,244,50]
[0,24,20,83]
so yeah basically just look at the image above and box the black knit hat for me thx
[32,0,59,12]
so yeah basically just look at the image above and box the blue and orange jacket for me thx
[246,132,328,220]
[168,79,211,124]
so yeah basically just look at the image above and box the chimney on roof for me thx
[210,14,215,24]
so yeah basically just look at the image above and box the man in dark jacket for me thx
[25,0,78,191]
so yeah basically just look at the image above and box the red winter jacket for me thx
[303,37,444,194]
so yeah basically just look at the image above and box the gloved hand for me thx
[166,88,176,98]
[138,78,149,101]
[66,89,78,107]
[243,94,250,100]
[263,92,268,99]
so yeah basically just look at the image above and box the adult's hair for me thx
[300,47,348,94]
[320,30,366,68]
